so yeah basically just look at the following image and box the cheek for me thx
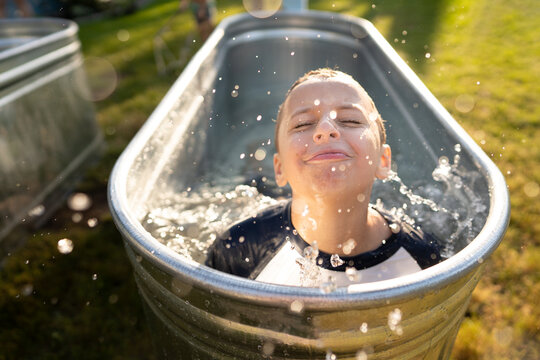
[288,133,310,153]
[349,131,381,165]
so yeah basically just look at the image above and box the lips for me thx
[305,150,351,162]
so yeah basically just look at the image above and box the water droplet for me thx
[256,114,262,121]
[21,284,33,297]
[353,53,358,58]
[303,245,319,261]
[524,181,539,198]
[238,236,245,243]
[57,238,74,254]
[261,341,275,355]
[329,110,337,119]
[109,294,119,304]
[425,53,431,59]
[326,350,337,360]
[92,274,98,280]
[368,112,378,122]
[289,299,304,313]
[68,193,92,211]
[28,205,45,217]
[360,322,368,333]
[331,167,336,172]
[357,194,366,202]
[81,57,118,102]
[346,267,359,281]
[87,218,98,228]
[117,29,130,42]
[439,156,449,166]
[254,148,267,161]
[389,223,401,233]
[330,254,344,267]
[243,0,282,18]
[308,217,318,230]
[356,350,368,360]
[240,153,246,159]
[339,164,346,172]
[455,94,475,113]
[343,238,356,255]
[388,308,403,335]
[231,90,239,97]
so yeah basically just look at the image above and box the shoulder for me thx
[224,200,290,240]
[205,201,290,277]
[376,207,443,269]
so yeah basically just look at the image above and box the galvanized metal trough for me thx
[0,18,102,256]
[108,11,510,359]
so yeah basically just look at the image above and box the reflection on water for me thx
[143,146,488,264]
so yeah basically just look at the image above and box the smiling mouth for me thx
[305,151,351,162]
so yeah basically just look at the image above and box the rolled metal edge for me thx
[108,10,510,309]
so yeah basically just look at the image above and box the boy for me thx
[206,68,442,287]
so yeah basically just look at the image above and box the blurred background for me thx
[0,0,538,359]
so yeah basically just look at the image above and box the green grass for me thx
[0,0,538,358]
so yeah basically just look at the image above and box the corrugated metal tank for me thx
[0,18,102,255]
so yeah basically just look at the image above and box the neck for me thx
[290,192,389,256]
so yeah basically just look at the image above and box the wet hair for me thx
[274,68,387,151]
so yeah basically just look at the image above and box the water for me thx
[143,145,487,265]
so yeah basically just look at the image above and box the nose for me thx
[313,116,340,143]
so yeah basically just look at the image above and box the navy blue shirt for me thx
[206,201,443,285]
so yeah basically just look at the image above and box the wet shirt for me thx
[205,201,443,286]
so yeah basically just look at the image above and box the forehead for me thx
[284,77,373,114]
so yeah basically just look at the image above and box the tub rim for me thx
[0,18,80,89]
[0,17,78,61]
[108,10,510,308]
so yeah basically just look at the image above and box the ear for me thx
[273,153,288,187]
[375,144,392,179]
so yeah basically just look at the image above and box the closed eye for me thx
[293,122,313,130]
[339,119,363,126]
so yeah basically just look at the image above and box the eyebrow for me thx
[290,106,313,119]
[337,103,368,113]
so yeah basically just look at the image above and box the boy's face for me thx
[273,78,391,198]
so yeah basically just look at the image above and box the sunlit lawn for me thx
[0,0,538,358]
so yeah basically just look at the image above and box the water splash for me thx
[143,184,277,263]
[143,146,487,267]
[376,147,487,257]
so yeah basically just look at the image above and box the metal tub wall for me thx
[0,18,102,254]
[109,12,510,359]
